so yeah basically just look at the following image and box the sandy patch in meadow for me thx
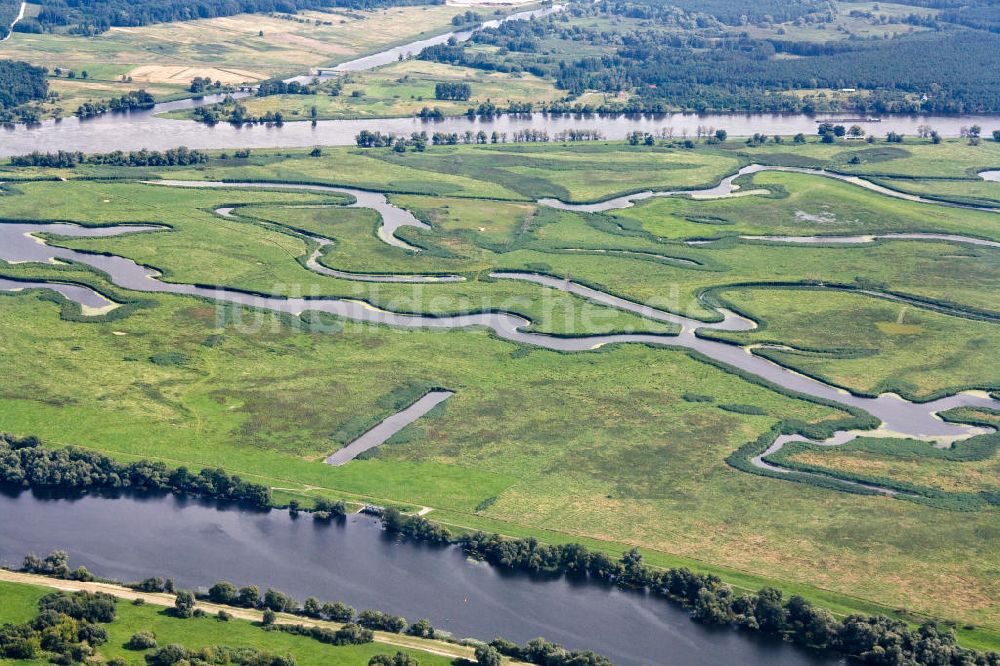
[126,64,266,84]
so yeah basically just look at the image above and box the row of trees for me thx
[75,90,155,118]
[429,129,552,145]
[269,622,373,647]
[355,130,429,152]
[21,0,442,35]
[195,572,607,666]
[0,435,271,508]
[377,511,1000,666]
[360,128,606,148]
[257,80,314,97]
[203,578,424,639]
[143,644,296,666]
[10,146,210,168]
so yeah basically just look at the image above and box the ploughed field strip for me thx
[0,158,998,495]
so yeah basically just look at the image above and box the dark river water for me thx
[0,488,845,666]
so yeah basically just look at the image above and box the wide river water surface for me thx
[0,488,846,666]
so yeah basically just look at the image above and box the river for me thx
[0,488,845,666]
[4,105,999,157]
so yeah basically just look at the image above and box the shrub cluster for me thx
[357,610,407,633]
[0,591,116,663]
[143,644,296,666]
[75,90,155,118]
[369,652,419,666]
[270,622,373,646]
[192,98,285,126]
[22,550,95,582]
[489,637,610,666]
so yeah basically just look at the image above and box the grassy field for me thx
[780,435,1000,495]
[165,59,567,121]
[1,139,999,643]
[739,1,935,43]
[0,580,455,666]
[620,169,1000,241]
[699,138,1000,175]
[370,143,744,202]
[704,287,1000,400]
[870,177,1000,209]
[1,286,999,637]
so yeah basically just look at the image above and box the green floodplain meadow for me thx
[0,580,456,666]
[0,137,999,650]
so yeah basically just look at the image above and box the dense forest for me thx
[603,0,832,25]
[557,29,1000,113]
[420,0,1000,114]
[0,0,20,38]
[0,61,49,113]
[19,0,442,34]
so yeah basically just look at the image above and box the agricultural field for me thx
[0,138,999,647]
[166,60,568,121]
[0,3,478,119]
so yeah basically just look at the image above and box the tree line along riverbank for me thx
[3,435,999,665]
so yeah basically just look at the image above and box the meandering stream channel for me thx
[1,165,998,483]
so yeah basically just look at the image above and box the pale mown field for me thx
[0,3,484,117]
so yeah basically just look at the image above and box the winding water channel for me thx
[1,167,998,481]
